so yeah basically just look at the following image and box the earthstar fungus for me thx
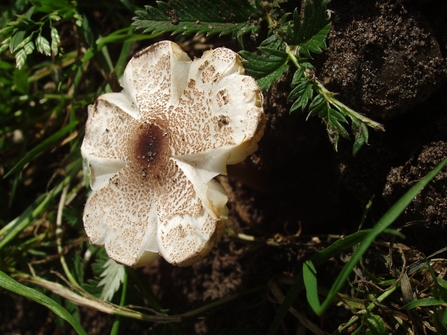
[81,41,265,267]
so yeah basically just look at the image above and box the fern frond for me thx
[132,0,261,38]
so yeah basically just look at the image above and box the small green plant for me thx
[0,0,79,69]
[133,0,384,154]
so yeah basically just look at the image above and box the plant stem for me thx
[110,270,128,335]
[285,42,385,133]
[285,43,300,69]
[56,184,80,288]
[0,173,74,250]
[333,284,398,334]
[315,81,385,131]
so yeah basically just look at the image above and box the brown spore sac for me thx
[134,121,168,174]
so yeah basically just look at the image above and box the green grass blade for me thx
[268,158,447,333]
[267,230,373,335]
[0,162,79,250]
[3,121,78,179]
[0,271,88,335]
[115,40,132,79]
[403,297,447,310]
[311,158,447,315]
[303,260,320,311]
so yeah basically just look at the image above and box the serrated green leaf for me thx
[98,258,125,301]
[328,107,348,124]
[132,0,261,38]
[36,34,51,56]
[299,23,331,58]
[351,118,369,155]
[240,47,289,90]
[291,66,305,85]
[326,107,350,149]
[289,77,314,112]
[286,0,331,58]
[50,26,60,55]
[260,34,283,49]
[307,94,350,150]
[308,94,326,116]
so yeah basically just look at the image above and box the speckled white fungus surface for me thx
[81,41,265,267]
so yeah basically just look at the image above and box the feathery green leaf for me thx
[132,0,261,38]
[98,259,125,302]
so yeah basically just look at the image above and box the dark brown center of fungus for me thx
[134,121,169,177]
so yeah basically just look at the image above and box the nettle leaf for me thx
[299,23,331,58]
[309,94,350,150]
[286,0,331,58]
[36,34,51,56]
[97,258,125,301]
[240,42,289,90]
[289,77,314,112]
[132,0,261,38]
[351,117,369,156]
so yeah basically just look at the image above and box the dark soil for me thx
[2,0,447,334]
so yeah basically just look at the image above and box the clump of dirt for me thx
[383,140,447,229]
[319,0,447,121]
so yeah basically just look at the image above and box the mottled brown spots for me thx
[188,79,196,89]
[198,60,209,71]
[82,41,265,268]
[218,115,230,128]
[216,89,230,107]
[200,63,219,83]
